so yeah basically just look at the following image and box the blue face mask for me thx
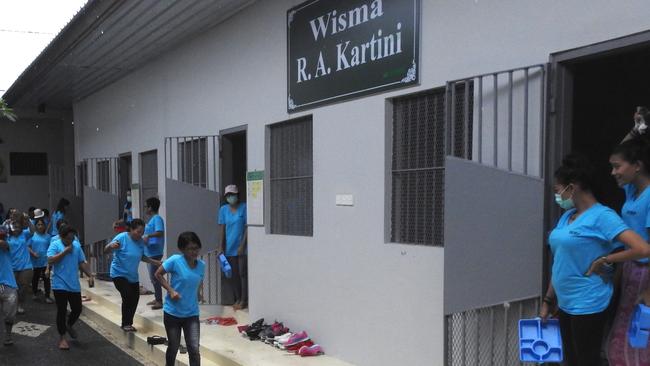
[554,185,575,210]
[226,195,238,205]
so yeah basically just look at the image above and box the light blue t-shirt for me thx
[50,211,64,236]
[8,230,33,271]
[618,184,650,264]
[47,239,86,292]
[110,232,144,283]
[0,247,17,288]
[29,232,51,268]
[218,203,247,257]
[549,203,628,315]
[162,254,205,318]
[144,215,164,257]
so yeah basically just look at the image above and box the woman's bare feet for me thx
[58,337,70,350]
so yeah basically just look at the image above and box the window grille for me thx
[269,117,313,236]
[96,160,111,192]
[178,137,207,188]
[447,298,539,366]
[390,85,472,246]
[9,152,48,175]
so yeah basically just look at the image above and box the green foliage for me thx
[0,98,17,122]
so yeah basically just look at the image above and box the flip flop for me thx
[81,295,92,302]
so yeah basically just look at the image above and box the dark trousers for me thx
[112,277,140,327]
[558,308,608,366]
[53,290,81,335]
[147,255,163,302]
[31,266,50,297]
[225,255,247,304]
[164,312,200,366]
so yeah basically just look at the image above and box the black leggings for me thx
[53,290,81,335]
[112,277,140,327]
[558,308,608,366]
[31,267,50,297]
[225,255,247,305]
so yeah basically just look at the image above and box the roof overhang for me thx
[3,0,255,110]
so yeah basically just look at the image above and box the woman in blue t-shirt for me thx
[218,184,247,310]
[155,231,205,366]
[28,217,53,304]
[105,219,161,332]
[541,154,650,366]
[7,212,36,315]
[48,198,69,236]
[607,130,650,363]
[47,224,94,350]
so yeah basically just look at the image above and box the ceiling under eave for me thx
[3,0,256,110]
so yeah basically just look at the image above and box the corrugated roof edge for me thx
[2,0,122,108]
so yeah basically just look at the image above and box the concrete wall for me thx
[72,1,650,365]
[0,115,71,213]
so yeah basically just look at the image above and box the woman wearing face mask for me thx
[155,232,205,366]
[606,133,650,364]
[47,224,94,350]
[218,185,247,310]
[7,212,36,315]
[105,219,162,332]
[541,154,650,366]
[29,213,53,304]
[113,191,133,233]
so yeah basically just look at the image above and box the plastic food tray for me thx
[629,304,650,349]
[518,318,563,363]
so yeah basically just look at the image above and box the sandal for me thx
[121,325,138,332]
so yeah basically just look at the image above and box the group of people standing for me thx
[0,183,248,366]
[544,107,650,365]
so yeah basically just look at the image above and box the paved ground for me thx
[0,292,145,366]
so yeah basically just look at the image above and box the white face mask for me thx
[126,196,132,203]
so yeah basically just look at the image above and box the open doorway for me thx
[140,150,158,215]
[560,42,650,211]
[219,127,247,306]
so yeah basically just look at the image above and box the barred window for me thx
[269,117,313,236]
[9,152,47,175]
[96,160,111,192]
[178,137,207,188]
[390,86,472,246]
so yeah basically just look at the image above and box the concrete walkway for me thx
[81,279,355,366]
[0,291,144,365]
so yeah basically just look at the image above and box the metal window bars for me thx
[82,157,120,195]
[48,164,76,197]
[447,297,540,366]
[198,249,220,305]
[446,64,547,178]
[85,239,113,281]
[164,135,219,192]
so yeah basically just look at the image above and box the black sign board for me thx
[287,0,420,112]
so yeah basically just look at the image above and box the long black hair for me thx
[55,198,70,213]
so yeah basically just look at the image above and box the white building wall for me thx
[73,1,650,365]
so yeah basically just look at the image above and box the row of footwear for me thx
[238,318,324,357]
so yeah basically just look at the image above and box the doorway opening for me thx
[558,41,650,211]
[139,150,158,215]
[219,127,247,306]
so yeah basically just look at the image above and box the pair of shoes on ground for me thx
[146,299,163,310]
[259,322,289,343]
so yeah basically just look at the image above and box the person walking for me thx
[0,228,18,345]
[541,154,650,366]
[143,197,165,310]
[155,231,205,366]
[47,224,94,350]
[29,212,53,304]
[105,219,161,332]
[7,212,35,315]
[218,185,248,310]
[49,198,70,237]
